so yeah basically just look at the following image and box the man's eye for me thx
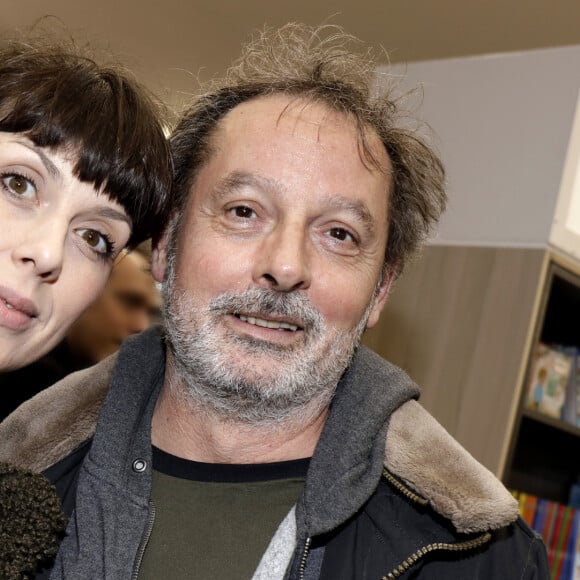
[76,228,114,257]
[328,227,355,243]
[1,173,37,198]
[230,206,256,219]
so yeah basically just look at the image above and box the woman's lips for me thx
[0,286,39,331]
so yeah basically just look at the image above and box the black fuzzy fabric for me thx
[0,463,66,579]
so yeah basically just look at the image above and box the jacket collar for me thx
[386,399,518,533]
[0,328,517,536]
[296,346,420,537]
[0,354,116,473]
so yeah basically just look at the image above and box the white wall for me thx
[378,45,580,247]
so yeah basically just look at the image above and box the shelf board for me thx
[522,408,580,437]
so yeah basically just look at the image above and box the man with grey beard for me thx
[0,23,549,580]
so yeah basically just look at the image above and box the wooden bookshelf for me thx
[503,259,580,504]
[522,409,580,438]
[506,411,580,503]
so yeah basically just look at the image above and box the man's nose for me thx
[252,223,311,292]
[12,219,67,283]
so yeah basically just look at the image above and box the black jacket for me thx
[0,328,549,579]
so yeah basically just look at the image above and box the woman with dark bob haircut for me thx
[0,35,172,372]
[0,35,172,578]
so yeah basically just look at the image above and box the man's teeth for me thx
[2,299,13,309]
[239,315,298,331]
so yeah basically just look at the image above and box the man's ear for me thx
[151,224,172,283]
[365,267,397,330]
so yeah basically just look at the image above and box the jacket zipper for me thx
[381,468,493,579]
[381,470,429,507]
[298,537,312,580]
[382,532,492,579]
[131,501,156,580]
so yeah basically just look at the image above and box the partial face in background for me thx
[0,133,132,371]
[66,250,160,363]
[154,95,393,422]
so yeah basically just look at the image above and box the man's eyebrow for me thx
[212,170,280,199]
[323,195,376,234]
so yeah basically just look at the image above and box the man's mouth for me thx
[237,314,300,332]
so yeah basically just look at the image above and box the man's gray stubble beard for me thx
[161,247,373,427]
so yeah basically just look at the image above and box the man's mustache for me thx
[208,287,324,333]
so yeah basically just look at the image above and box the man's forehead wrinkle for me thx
[275,99,294,127]
[314,107,333,145]
[275,98,390,178]
[273,98,330,145]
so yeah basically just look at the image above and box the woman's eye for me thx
[229,206,256,219]
[328,227,355,243]
[76,228,114,257]
[2,173,37,198]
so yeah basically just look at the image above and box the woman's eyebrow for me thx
[93,206,132,227]
[19,142,61,178]
[10,139,131,227]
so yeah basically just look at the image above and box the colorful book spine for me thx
[511,489,580,580]
[545,502,561,552]
[533,498,551,537]
[552,506,574,579]
[560,510,580,580]
[519,492,539,527]
[549,504,567,569]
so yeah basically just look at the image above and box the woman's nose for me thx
[12,219,66,283]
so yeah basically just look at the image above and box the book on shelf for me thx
[561,348,580,429]
[513,490,580,579]
[568,511,580,580]
[551,505,575,578]
[525,343,575,422]
[519,492,539,526]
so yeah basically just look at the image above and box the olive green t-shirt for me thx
[137,446,309,580]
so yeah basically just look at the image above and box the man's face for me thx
[154,95,393,423]
[67,251,160,363]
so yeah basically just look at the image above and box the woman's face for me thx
[0,132,132,371]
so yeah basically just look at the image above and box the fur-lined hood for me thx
[0,335,517,536]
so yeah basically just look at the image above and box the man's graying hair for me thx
[170,23,446,276]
